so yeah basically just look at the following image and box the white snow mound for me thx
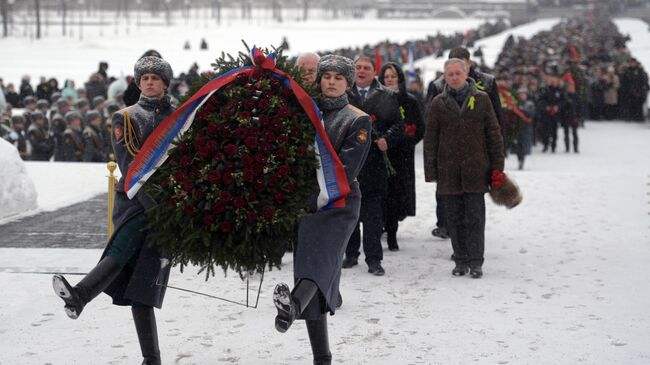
[0,139,38,219]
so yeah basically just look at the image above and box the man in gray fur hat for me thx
[60,111,85,161]
[27,111,54,161]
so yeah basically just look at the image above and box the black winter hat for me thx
[317,54,355,87]
[134,56,173,88]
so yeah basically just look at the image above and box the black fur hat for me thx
[134,56,173,88]
[489,175,522,209]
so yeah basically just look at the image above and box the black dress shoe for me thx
[342,257,358,269]
[335,292,343,309]
[452,264,469,276]
[367,262,385,276]
[470,266,483,279]
[431,227,450,239]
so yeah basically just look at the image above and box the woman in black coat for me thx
[378,62,425,251]
[52,56,175,365]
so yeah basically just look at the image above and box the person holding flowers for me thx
[52,56,175,365]
[423,58,505,279]
[273,54,371,365]
[342,54,404,276]
[378,62,425,251]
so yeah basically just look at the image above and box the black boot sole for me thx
[273,283,294,333]
[52,274,82,319]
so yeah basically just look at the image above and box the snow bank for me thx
[0,161,117,225]
[0,139,38,220]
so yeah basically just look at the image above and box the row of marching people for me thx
[1,95,120,162]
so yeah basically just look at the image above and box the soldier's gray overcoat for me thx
[294,94,372,319]
[100,94,174,308]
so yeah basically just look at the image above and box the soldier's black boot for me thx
[132,305,161,365]
[274,279,318,333]
[306,316,332,365]
[52,256,122,319]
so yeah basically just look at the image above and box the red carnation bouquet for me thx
[143,46,318,278]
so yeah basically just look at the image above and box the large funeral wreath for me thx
[143,45,319,278]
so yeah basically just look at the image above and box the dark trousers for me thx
[346,195,383,264]
[541,119,558,152]
[440,193,486,267]
[435,192,446,229]
[562,124,579,152]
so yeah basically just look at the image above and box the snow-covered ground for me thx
[1,121,649,364]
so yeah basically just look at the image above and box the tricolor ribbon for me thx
[125,47,350,210]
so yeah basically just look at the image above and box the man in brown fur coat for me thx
[423,58,505,278]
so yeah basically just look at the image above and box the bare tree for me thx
[1,0,8,37]
[35,0,41,39]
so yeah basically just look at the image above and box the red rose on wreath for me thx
[241,155,254,167]
[220,221,233,233]
[370,114,377,122]
[212,202,226,213]
[246,211,257,224]
[245,136,259,149]
[262,206,275,220]
[202,214,214,226]
[180,156,192,168]
[182,180,194,193]
[222,171,235,185]
[224,144,238,156]
[234,127,248,139]
[208,170,221,184]
[233,196,246,209]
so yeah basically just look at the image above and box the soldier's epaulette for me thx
[345,104,368,118]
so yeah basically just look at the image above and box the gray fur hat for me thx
[75,98,89,109]
[105,100,120,114]
[64,111,82,124]
[134,56,173,88]
[85,110,102,123]
[92,96,106,108]
[37,99,50,108]
[317,54,355,87]
[31,111,45,120]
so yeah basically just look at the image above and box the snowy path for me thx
[1,121,649,364]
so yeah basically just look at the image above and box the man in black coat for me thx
[426,47,504,241]
[343,55,404,276]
